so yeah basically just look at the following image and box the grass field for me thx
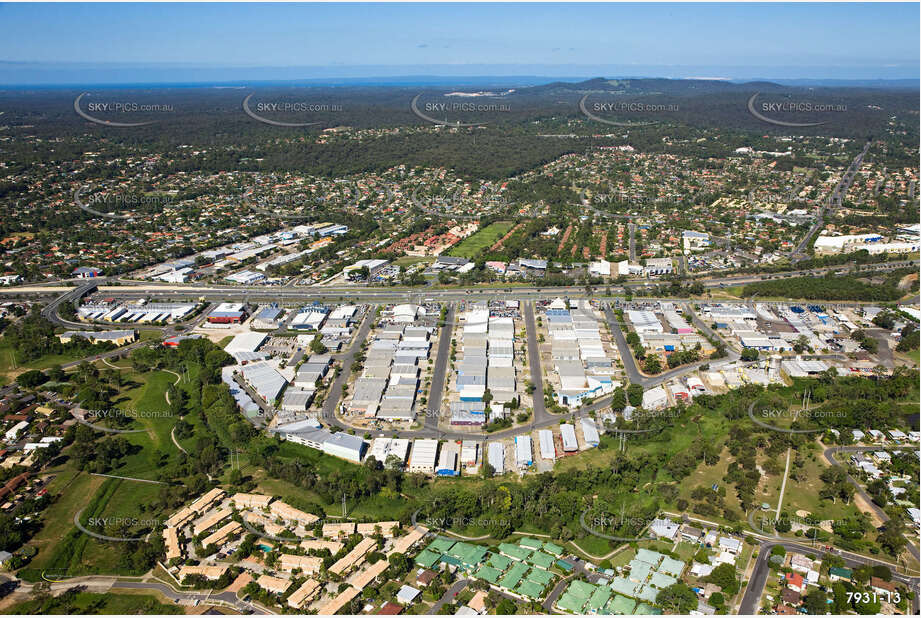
[23,469,169,580]
[95,369,181,480]
[0,338,88,382]
[23,469,107,578]
[253,441,416,520]
[446,221,515,258]
[6,591,182,615]
[394,256,435,268]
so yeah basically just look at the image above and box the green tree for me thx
[495,598,516,614]
[803,590,828,614]
[626,383,643,407]
[656,583,698,614]
[705,563,739,595]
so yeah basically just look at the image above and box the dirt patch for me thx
[898,273,918,290]
[853,491,884,527]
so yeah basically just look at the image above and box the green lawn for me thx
[446,221,515,258]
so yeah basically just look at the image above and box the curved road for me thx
[823,445,920,562]
[740,538,919,615]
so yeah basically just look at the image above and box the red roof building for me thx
[378,602,403,615]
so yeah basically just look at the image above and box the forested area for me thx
[742,269,916,301]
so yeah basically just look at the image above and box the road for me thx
[321,306,376,426]
[790,141,871,261]
[603,303,734,389]
[822,445,920,562]
[628,222,637,262]
[523,301,549,424]
[427,578,468,614]
[425,304,455,432]
[739,538,920,615]
[6,259,917,310]
[110,579,271,614]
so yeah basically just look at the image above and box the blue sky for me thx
[0,3,918,83]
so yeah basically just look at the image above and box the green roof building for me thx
[587,586,612,611]
[528,550,555,570]
[446,541,488,568]
[635,548,663,566]
[542,541,563,556]
[556,591,585,613]
[488,553,512,571]
[473,565,502,585]
[526,568,555,586]
[567,580,596,599]
[606,594,637,615]
[506,561,530,581]
[414,548,441,569]
[628,560,652,583]
[636,584,659,603]
[649,572,677,590]
[610,577,639,597]
[556,580,595,614]
[499,572,524,590]
[428,537,456,553]
[519,537,543,550]
[634,603,662,615]
[658,556,685,577]
[499,543,532,562]
[516,580,545,599]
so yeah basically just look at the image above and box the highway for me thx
[4,259,917,308]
